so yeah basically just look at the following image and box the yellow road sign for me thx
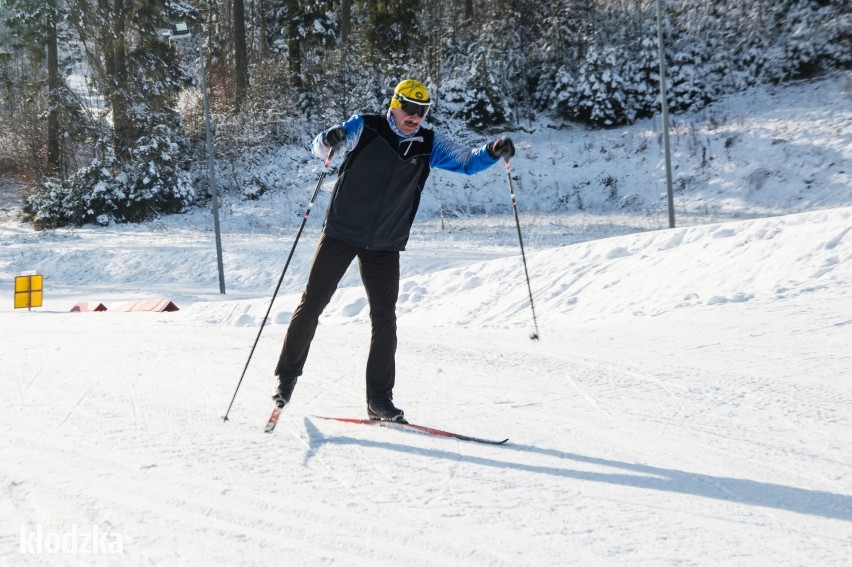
[14,274,43,309]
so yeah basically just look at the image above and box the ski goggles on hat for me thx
[393,93,432,117]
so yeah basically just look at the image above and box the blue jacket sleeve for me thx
[312,115,364,159]
[430,131,499,175]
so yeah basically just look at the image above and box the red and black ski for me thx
[312,415,509,445]
[264,405,284,433]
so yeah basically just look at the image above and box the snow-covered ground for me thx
[0,75,850,565]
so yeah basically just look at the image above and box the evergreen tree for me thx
[5,0,852,228]
[625,34,661,120]
[23,0,200,228]
[727,1,773,89]
[764,0,851,82]
[2,0,85,177]
[364,0,421,66]
[551,63,578,120]
[666,39,710,113]
[529,0,593,113]
[461,50,509,131]
[573,44,631,127]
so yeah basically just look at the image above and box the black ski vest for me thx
[323,115,434,251]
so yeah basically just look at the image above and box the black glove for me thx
[323,126,347,148]
[489,137,515,160]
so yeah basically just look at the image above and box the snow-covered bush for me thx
[440,52,509,132]
[567,46,633,128]
[666,42,711,114]
[117,125,195,221]
[764,1,852,82]
[626,36,662,120]
[25,127,195,229]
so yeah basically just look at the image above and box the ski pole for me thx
[504,158,540,341]
[223,148,335,422]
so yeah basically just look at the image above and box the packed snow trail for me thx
[2,207,850,565]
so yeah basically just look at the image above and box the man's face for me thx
[390,106,424,136]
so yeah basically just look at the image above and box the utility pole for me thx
[160,23,226,293]
[655,0,676,228]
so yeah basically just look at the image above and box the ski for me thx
[312,415,509,446]
[264,404,284,433]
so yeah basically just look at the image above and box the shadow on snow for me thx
[303,417,852,522]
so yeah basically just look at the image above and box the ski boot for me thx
[367,398,406,423]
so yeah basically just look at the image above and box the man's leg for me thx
[358,249,400,403]
[274,235,357,398]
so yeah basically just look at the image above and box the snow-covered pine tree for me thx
[527,0,586,113]
[764,0,851,83]
[666,38,710,113]
[574,44,631,127]
[550,64,578,120]
[624,34,660,120]
[457,50,509,131]
[24,0,199,228]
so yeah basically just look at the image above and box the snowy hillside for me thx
[0,76,850,565]
[200,73,852,226]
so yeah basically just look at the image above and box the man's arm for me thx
[430,131,500,175]
[311,115,365,158]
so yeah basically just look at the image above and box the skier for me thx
[272,79,515,422]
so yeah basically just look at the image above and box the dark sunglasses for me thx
[394,94,431,118]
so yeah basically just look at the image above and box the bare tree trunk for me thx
[97,0,131,157]
[287,0,302,89]
[234,0,249,110]
[256,0,268,61]
[341,0,351,44]
[46,0,60,175]
[339,0,352,117]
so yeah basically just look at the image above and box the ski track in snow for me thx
[2,211,851,564]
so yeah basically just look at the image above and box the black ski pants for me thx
[275,234,399,401]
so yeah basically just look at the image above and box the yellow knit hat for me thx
[390,79,431,108]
